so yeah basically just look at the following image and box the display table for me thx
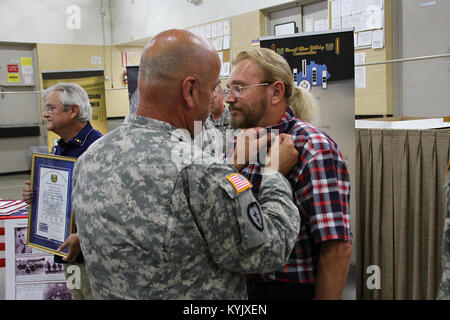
[356,128,450,299]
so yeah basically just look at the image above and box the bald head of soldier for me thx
[136,29,221,137]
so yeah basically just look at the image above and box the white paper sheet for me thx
[365,10,384,29]
[357,30,372,46]
[314,19,328,31]
[341,0,353,17]
[223,20,230,35]
[212,37,223,51]
[222,35,230,50]
[355,66,366,88]
[331,0,342,18]
[305,18,314,32]
[372,29,384,49]
[332,17,342,29]
[341,15,354,29]
[353,14,363,31]
[352,0,362,15]
[36,167,69,243]
[364,0,383,12]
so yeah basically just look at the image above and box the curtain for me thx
[356,129,450,299]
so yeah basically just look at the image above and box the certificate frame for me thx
[27,153,77,257]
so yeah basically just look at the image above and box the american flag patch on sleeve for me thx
[226,173,252,194]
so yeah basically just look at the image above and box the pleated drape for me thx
[356,129,450,299]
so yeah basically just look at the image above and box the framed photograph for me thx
[26,153,77,257]
[274,21,297,36]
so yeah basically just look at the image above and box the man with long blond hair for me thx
[226,47,353,300]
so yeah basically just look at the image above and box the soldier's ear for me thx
[182,76,198,110]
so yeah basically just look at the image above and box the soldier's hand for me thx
[22,181,33,204]
[57,233,82,263]
[264,134,298,175]
[232,128,267,171]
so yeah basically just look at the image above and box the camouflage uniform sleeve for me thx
[185,164,300,273]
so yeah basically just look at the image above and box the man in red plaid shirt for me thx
[225,48,353,300]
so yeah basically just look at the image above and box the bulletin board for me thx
[328,0,385,49]
[188,19,232,78]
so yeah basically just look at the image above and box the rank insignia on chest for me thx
[226,173,252,194]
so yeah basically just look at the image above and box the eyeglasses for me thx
[223,83,270,98]
[44,106,57,113]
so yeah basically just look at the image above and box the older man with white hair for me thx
[22,83,103,299]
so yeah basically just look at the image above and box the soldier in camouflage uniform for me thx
[201,84,234,158]
[437,162,450,300]
[71,29,300,299]
[208,83,232,136]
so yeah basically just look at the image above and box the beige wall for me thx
[36,43,143,119]
[36,4,394,117]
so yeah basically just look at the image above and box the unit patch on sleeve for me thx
[247,202,264,231]
[226,173,252,194]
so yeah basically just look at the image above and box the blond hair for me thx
[233,48,319,125]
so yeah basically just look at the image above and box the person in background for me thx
[22,83,102,300]
[437,160,450,300]
[208,82,232,135]
[71,29,301,299]
[226,47,353,300]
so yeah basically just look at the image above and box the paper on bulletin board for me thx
[223,20,230,35]
[223,36,230,50]
[20,57,33,66]
[8,74,20,82]
[357,31,372,46]
[341,0,353,17]
[332,17,342,30]
[372,29,384,49]
[331,0,341,18]
[355,52,366,88]
[212,37,223,51]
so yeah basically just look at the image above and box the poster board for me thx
[4,217,72,300]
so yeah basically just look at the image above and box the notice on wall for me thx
[4,218,72,300]
[355,52,366,88]
[21,57,34,76]
[7,74,20,83]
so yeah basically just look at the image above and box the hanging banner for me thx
[42,70,108,152]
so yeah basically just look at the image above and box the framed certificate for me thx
[27,153,77,257]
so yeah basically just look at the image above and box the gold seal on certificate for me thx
[27,153,77,257]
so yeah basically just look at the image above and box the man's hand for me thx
[57,233,82,263]
[264,134,298,175]
[22,181,33,204]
